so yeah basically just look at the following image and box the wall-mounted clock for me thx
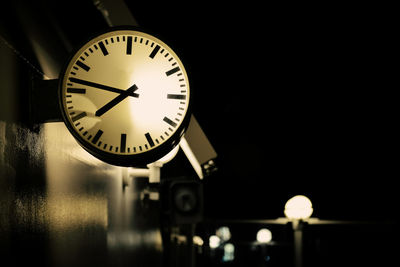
[59,27,191,167]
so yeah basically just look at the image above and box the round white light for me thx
[193,236,204,246]
[216,226,231,242]
[284,195,313,220]
[256,228,272,243]
[209,235,221,249]
[223,243,235,262]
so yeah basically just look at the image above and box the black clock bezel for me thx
[58,26,192,167]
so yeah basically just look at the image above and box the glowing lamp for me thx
[284,195,313,220]
[209,235,221,249]
[256,228,272,243]
[216,226,231,242]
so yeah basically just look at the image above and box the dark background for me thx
[129,2,396,221]
[0,1,397,266]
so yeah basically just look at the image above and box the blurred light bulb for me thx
[216,226,231,242]
[193,235,204,246]
[284,195,313,220]
[209,235,221,249]
[223,243,235,262]
[257,228,272,243]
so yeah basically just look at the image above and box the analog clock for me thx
[59,27,191,167]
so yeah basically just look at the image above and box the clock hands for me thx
[69,77,139,98]
[95,84,138,117]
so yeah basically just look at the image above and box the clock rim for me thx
[58,26,192,167]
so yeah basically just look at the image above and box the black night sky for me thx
[129,2,395,221]
[0,1,396,266]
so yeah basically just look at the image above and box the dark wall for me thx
[0,1,163,266]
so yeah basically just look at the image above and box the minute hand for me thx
[95,84,138,117]
[69,77,139,97]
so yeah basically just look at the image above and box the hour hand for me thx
[95,84,138,117]
[69,77,139,98]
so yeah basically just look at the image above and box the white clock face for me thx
[60,29,190,166]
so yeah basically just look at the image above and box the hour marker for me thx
[145,132,155,147]
[98,41,109,56]
[167,94,186,100]
[120,134,127,153]
[163,116,177,128]
[76,60,90,72]
[149,45,160,59]
[166,66,180,76]
[91,129,103,144]
[71,112,87,122]
[67,88,86,94]
[126,36,132,55]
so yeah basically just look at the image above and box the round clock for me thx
[58,27,191,167]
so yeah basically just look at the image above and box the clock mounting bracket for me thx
[29,77,62,128]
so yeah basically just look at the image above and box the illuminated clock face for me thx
[59,28,191,167]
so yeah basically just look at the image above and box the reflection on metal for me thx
[11,194,108,232]
[44,122,109,167]
[180,137,203,179]
[47,195,108,231]
[107,230,162,251]
[123,146,180,186]
[157,145,180,164]
[180,115,218,179]
[43,122,163,266]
